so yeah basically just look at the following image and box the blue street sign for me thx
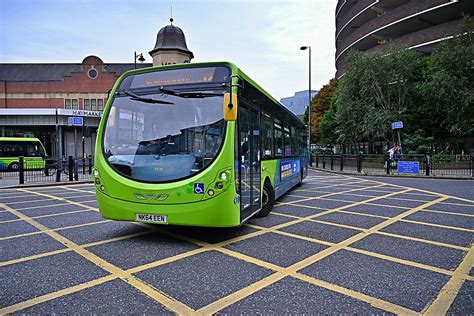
[391,121,403,129]
[397,161,419,174]
[68,117,83,126]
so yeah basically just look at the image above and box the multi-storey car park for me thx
[335,0,474,78]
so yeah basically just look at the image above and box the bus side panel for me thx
[262,158,302,200]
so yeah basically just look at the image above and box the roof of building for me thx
[149,20,194,58]
[0,62,152,82]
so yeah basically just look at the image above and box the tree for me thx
[419,16,474,138]
[334,47,418,143]
[311,79,338,143]
[318,91,339,145]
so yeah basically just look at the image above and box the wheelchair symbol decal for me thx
[194,183,204,194]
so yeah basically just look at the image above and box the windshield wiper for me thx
[118,90,174,104]
[159,86,222,98]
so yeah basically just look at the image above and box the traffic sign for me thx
[391,121,403,129]
[397,161,419,174]
[68,117,83,126]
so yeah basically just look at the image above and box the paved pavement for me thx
[0,170,473,314]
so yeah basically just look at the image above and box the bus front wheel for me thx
[8,162,19,171]
[255,180,275,218]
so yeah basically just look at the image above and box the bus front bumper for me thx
[96,187,241,228]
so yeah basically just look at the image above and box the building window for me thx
[64,98,78,109]
[84,98,104,111]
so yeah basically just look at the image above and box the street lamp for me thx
[300,45,312,164]
[134,51,145,69]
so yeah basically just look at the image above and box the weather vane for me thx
[170,5,173,24]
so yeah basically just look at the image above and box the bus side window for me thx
[274,120,283,157]
[262,113,273,158]
[283,125,291,157]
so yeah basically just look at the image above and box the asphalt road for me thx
[0,170,473,314]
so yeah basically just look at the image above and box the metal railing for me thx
[312,153,473,177]
[0,156,94,187]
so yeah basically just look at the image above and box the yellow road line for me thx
[274,183,388,206]
[5,194,92,205]
[0,275,117,315]
[306,218,365,231]
[271,210,470,251]
[0,229,156,267]
[421,208,474,218]
[423,245,474,314]
[195,195,448,314]
[399,219,474,233]
[375,231,470,251]
[0,202,194,315]
[0,209,96,224]
[293,274,419,316]
[0,220,109,241]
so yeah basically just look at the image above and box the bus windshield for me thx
[103,89,226,182]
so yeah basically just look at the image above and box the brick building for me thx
[335,0,474,77]
[0,19,193,159]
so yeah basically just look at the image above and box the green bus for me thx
[94,62,308,227]
[0,137,47,171]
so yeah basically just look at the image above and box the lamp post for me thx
[300,45,312,164]
[134,51,145,69]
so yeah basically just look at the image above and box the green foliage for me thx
[318,16,474,153]
[318,91,339,144]
[334,47,418,143]
[419,16,474,137]
[311,79,338,143]
[403,129,435,154]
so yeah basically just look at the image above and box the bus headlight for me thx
[93,169,99,177]
[220,171,228,181]
[100,185,105,191]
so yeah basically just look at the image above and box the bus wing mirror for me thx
[223,92,237,121]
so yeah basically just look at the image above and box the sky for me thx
[0,0,336,100]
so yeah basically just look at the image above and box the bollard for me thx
[357,153,362,173]
[82,157,86,175]
[330,153,334,170]
[74,158,79,181]
[68,156,74,181]
[322,155,326,169]
[56,156,62,182]
[471,156,474,178]
[425,154,430,176]
[386,153,390,175]
[309,153,313,167]
[19,156,25,185]
[88,155,93,174]
[315,154,319,168]
[340,153,344,171]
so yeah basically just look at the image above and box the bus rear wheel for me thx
[255,180,275,218]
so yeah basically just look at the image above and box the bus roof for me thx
[0,137,43,142]
[120,61,306,129]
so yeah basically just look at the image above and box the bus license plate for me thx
[135,213,167,224]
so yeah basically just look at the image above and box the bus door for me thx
[239,104,261,221]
